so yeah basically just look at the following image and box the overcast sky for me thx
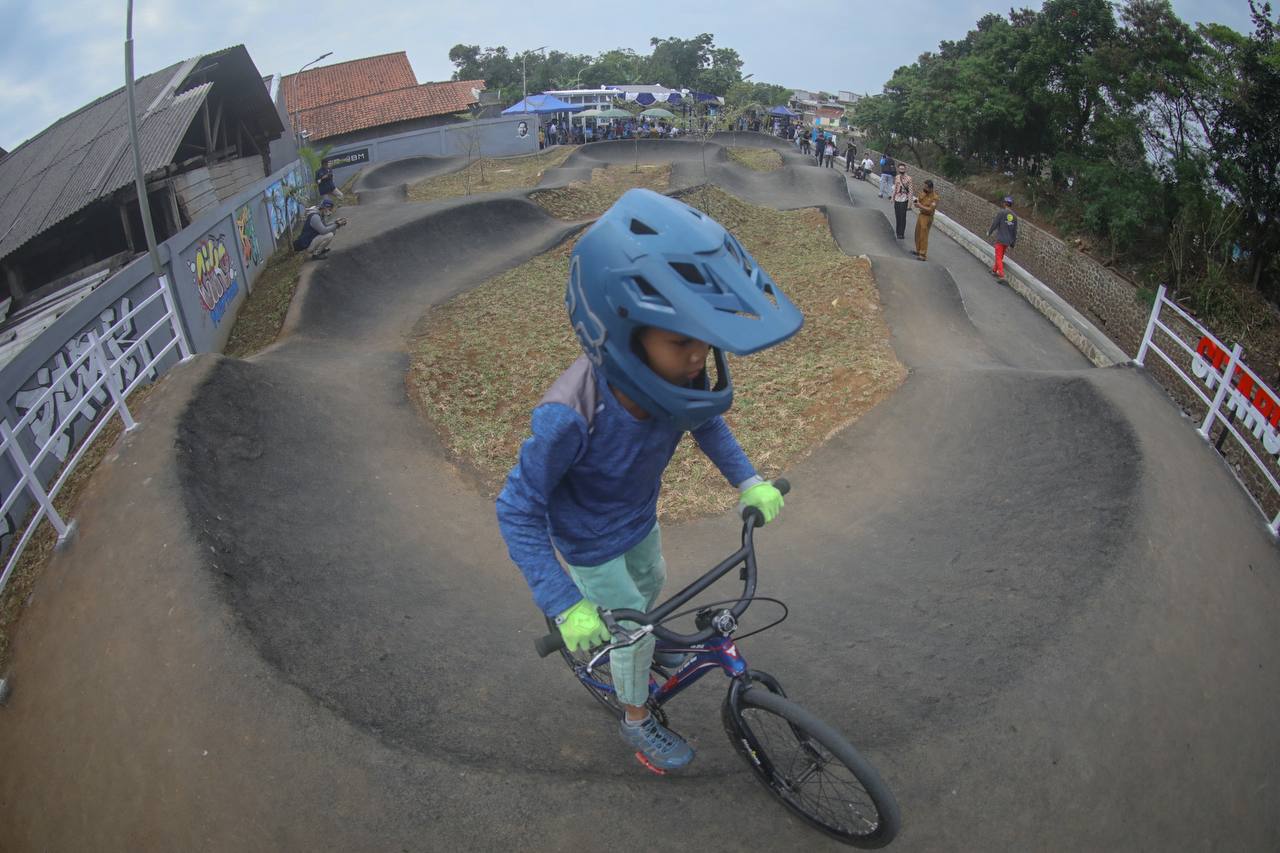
[0,0,1259,152]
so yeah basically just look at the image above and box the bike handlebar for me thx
[535,478,790,657]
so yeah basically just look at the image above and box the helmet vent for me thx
[669,262,706,285]
[633,276,665,301]
[630,218,658,235]
[724,236,753,276]
[762,282,779,308]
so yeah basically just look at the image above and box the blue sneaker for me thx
[619,715,695,773]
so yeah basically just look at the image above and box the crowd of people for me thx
[538,117,685,149]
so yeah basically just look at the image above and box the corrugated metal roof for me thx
[0,61,210,262]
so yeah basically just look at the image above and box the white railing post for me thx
[1198,342,1244,440]
[1134,284,1165,366]
[0,419,73,543]
[88,330,137,433]
[157,271,194,361]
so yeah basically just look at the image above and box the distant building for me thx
[814,106,847,129]
[0,45,283,310]
[280,52,485,148]
[540,87,622,109]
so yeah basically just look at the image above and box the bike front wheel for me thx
[723,686,901,848]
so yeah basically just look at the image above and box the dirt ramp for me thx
[670,161,852,211]
[564,138,728,168]
[298,196,578,340]
[354,155,466,204]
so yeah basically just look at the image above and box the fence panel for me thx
[1137,285,1280,534]
[0,274,191,593]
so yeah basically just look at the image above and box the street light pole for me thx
[290,51,333,151]
[521,45,548,112]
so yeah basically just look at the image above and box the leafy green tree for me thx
[580,49,646,88]
[647,34,715,87]
[697,47,744,95]
[1209,3,1280,292]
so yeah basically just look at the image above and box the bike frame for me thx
[580,632,749,708]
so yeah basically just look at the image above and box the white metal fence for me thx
[1136,283,1280,535]
[0,273,192,594]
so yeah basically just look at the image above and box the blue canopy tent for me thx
[502,94,585,114]
[768,105,798,117]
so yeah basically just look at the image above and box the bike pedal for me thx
[634,751,667,775]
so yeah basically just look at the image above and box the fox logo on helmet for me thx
[566,255,607,365]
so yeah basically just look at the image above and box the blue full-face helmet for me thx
[566,188,804,431]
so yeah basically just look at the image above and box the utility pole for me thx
[124,0,192,359]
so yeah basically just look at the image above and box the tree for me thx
[647,34,715,87]
[1210,2,1280,292]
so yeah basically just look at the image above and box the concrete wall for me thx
[324,114,543,184]
[0,158,302,556]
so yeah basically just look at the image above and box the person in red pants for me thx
[987,196,1018,280]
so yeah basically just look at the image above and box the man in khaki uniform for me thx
[913,179,939,261]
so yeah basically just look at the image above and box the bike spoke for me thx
[739,705,882,836]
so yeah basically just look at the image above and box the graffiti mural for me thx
[10,296,159,464]
[188,233,239,326]
[234,203,262,268]
[264,164,305,241]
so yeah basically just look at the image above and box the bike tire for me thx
[723,686,901,848]
[543,617,667,726]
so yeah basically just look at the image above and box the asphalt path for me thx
[1,136,1277,852]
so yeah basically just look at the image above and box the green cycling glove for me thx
[555,599,611,652]
[740,481,784,524]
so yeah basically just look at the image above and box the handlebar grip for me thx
[740,477,792,526]
[535,631,565,657]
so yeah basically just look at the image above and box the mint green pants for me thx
[566,524,666,707]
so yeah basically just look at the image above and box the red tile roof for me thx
[282,52,484,141]
[815,106,844,119]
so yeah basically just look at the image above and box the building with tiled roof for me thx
[0,45,282,308]
[280,53,485,146]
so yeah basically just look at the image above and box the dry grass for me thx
[222,247,307,359]
[408,184,904,522]
[530,164,672,220]
[727,147,783,172]
[405,147,576,203]
[0,384,159,670]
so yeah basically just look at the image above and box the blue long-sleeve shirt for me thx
[496,356,756,617]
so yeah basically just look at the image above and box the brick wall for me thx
[860,148,1150,356]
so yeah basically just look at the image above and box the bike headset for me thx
[566,188,804,432]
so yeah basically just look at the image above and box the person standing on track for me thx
[878,152,896,198]
[913,179,939,261]
[987,195,1019,280]
[892,163,913,240]
[496,189,801,773]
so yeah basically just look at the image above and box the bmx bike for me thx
[535,480,901,848]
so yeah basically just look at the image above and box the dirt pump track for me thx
[0,135,1278,852]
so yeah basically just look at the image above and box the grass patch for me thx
[727,147,783,172]
[405,147,576,203]
[0,384,159,671]
[530,164,672,220]
[222,246,307,358]
[408,184,904,521]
